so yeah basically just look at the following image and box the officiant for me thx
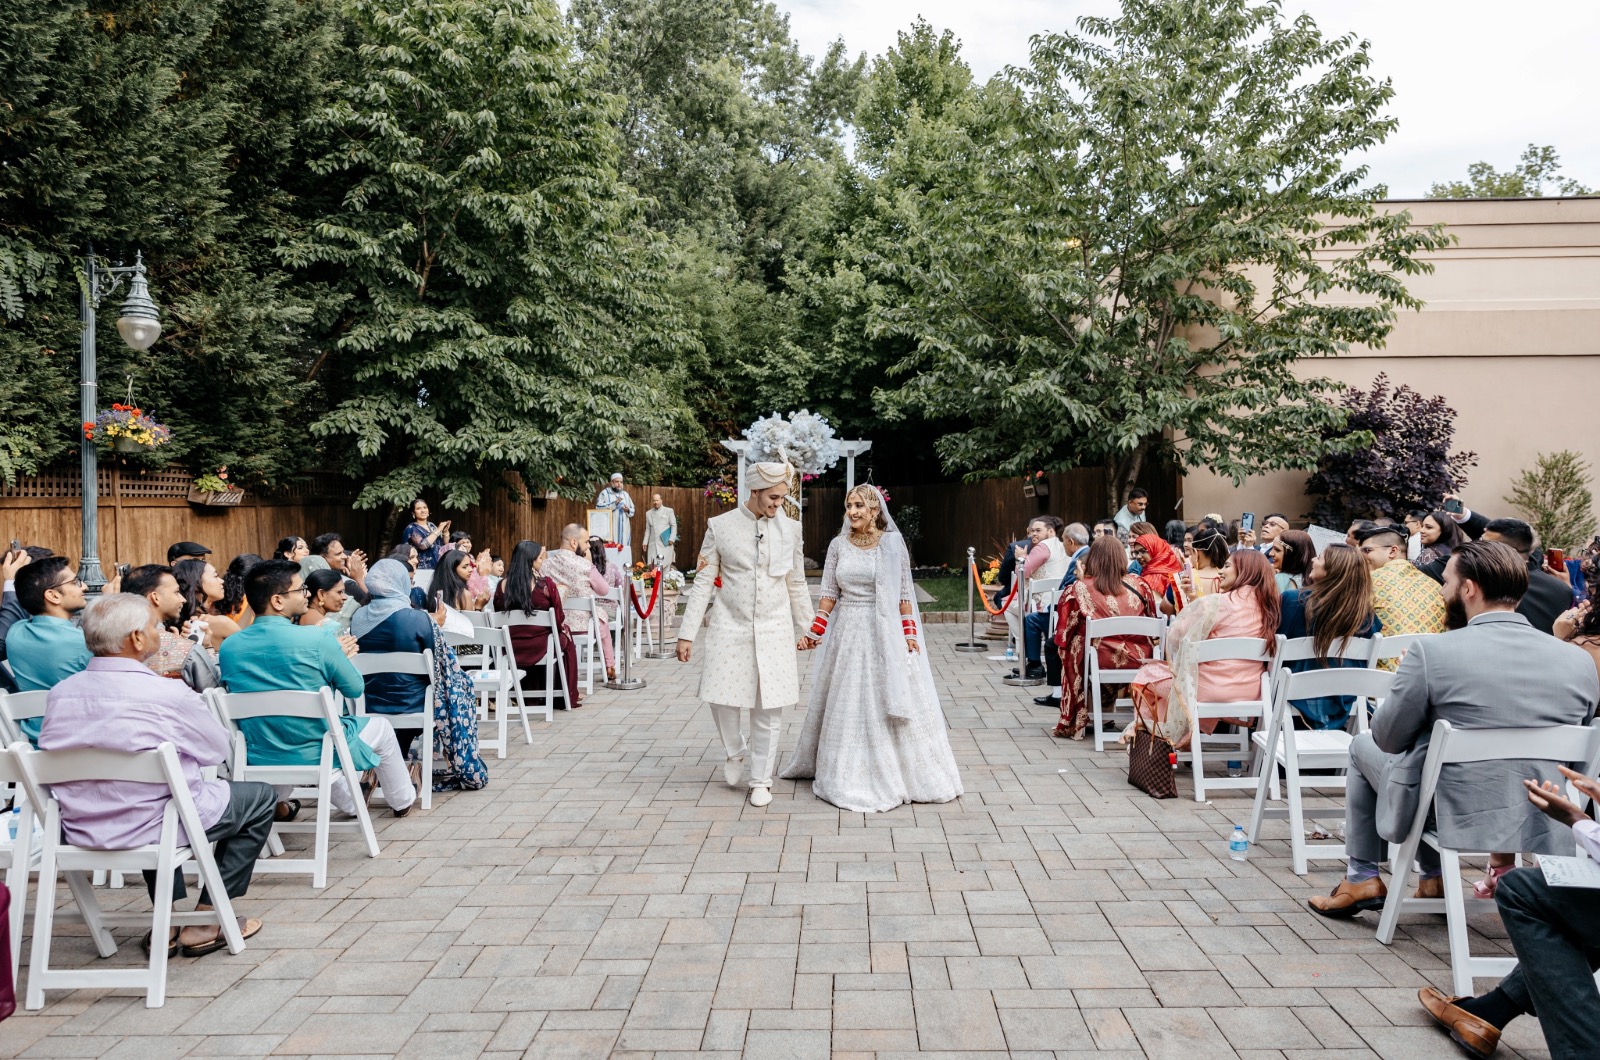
[595,472,636,565]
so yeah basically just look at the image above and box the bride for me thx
[781,484,963,812]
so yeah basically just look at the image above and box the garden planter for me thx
[187,487,245,507]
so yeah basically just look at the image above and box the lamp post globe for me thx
[115,254,161,352]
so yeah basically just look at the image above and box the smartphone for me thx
[8,539,19,553]
[1240,512,1255,533]
[1547,548,1565,570]
[1443,497,1464,514]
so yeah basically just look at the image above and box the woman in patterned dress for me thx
[1051,536,1159,740]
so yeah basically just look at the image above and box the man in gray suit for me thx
[1310,540,1600,918]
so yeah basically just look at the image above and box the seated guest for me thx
[218,553,262,627]
[1005,517,1070,679]
[1308,541,1598,919]
[275,536,309,564]
[218,559,416,817]
[1271,529,1315,592]
[39,593,273,956]
[1448,496,1570,628]
[353,558,488,792]
[1357,524,1446,669]
[1049,537,1158,739]
[1130,549,1280,750]
[175,557,241,650]
[1130,532,1183,614]
[387,543,427,608]
[1092,519,1119,541]
[1027,523,1091,704]
[589,533,625,629]
[423,550,480,634]
[299,569,349,633]
[1555,590,1600,683]
[124,563,218,690]
[352,559,438,751]
[1411,509,1466,583]
[545,524,619,681]
[1417,768,1600,1060]
[1346,519,1377,548]
[1186,528,1230,597]
[1279,544,1381,729]
[6,556,90,739]
[1,546,50,692]
[494,540,581,707]
[310,532,370,605]
[1255,513,1290,555]
[1403,509,1427,560]
[1162,520,1188,551]
[167,540,212,566]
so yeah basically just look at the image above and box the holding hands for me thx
[336,632,360,659]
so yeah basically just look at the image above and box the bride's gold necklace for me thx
[849,526,882,546]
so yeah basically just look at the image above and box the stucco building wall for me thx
[1181,196,1600,530]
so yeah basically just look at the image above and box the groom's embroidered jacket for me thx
[679,506,811,709]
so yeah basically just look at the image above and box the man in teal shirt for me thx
[5,556,91,742]
[218,560,415,818]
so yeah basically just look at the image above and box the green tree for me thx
[0,0,341,486]
[1429,144,1593,199]
[284,0,692,509]
[1505,450,1596,551]
[864,0,1452,510]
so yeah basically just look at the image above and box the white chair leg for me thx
[1285,763,1308,876]
[27,838,59,1009]
[1191,732,1207,803]
[63,869,117,958]
[418,719,433,811]
[5,854,26,982]
[1375,829,1424,945]
[312,759,333,889]
[1439,850,1477,997]
[146,842,177,1008]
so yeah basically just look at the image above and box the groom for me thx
[676,461,812,807]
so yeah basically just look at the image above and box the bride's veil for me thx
[810,486,942,722]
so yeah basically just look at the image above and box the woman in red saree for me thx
[1051,537,1159,739]
[1132,533,1185,614]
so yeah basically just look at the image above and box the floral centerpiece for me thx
[742,409,841,476]
[84,403,171,454]
[187,465,244,507]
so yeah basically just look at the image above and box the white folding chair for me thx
[1183,637,1275,802]
[489,610,570,721]
[1086,616,1166,752]
[0,688,49,745]
[1375,718,1600,996]
[0,744,39,983]
[12,740,247,1009]
[350,650,435,810]
[206,688,380,888]
[1248,661,1393,874]
[562,597,602,693]
[445,626,531,758]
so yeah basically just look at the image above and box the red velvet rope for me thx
[969,560,1020,616]
[631,569,663,620]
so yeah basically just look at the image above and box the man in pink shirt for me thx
[38,592,274,957]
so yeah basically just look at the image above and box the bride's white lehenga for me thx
[781,532,964,812]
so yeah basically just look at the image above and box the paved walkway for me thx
[3,626,1554,1058]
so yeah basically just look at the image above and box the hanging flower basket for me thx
[85,404,171,455]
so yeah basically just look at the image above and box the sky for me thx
[779,0,1600,198]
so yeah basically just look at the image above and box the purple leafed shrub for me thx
[1305,374,1478,526]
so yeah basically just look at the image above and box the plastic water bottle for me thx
[1226,759,1244,778]
[1228,825,1249,862]
[6,806,19,843]
[1004,643,1016,662]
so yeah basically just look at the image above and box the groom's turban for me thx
[748,461,793,490]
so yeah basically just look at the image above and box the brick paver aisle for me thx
[2,626,1555,1058]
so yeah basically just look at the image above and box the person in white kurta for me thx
[676,463,812,807]
[644,493,679,569]
[596,473,636,565]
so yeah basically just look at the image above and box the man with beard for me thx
[1308,541,1599,919]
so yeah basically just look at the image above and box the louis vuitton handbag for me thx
[1127,723,1177,800]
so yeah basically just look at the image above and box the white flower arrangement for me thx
[662,568,686,592]
[743,409,842,476]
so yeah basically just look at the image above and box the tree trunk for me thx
[1107,442,1150,519]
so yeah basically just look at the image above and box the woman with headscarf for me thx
[1050,536,1160,740]
[352,559,488,792]
[1131,532,1185,614]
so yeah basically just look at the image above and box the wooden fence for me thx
[0,466,1181,570]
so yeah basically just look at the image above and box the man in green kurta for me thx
[218,560,416,817]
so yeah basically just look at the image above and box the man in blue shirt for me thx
[219,560,415,818]
[5,555,91,742]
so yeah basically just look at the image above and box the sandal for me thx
[1473,861,1516,899]
[141,928,180,959]
[274,799,301,822]
[179,916,262,959]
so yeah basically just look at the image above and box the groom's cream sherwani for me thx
[679,504,811,791]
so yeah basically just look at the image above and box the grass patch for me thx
[917,574,984,612]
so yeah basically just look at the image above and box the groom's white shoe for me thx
[723,757,744,787]
[748,785,772,808]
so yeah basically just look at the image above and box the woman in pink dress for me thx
[1130,549,1280,750]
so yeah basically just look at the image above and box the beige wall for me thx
[1184,197,1600,530]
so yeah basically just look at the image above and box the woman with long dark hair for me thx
[494,540,581,707]
[1271,530,1316,593]
[275,536,309,564]
[176,557,240,650]
[403,498,450,571]
[1049,537,1159,740]
[299,568,349,632]
[219,553,262,626]
[1278,544,1381,729]
[1413,510,1467,582]
[425,550,476,613]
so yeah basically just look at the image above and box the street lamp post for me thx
[79,245,161,592]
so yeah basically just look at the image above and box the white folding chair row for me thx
[350,650,435,810]
[1085,615,1168,752]
[0,745,39,984]
[1175,637,1276,803]
[205,688,380,889]
[8,739,246,1009]
[445,625,532,758]
[1248,657,1395,874]
[1375,718,1600,997]
[562,597,601,693]
[488,609,571,720]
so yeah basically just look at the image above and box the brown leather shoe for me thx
[1415,875,1445,899]
[1308,876,1388,919]
[1419,986,1501,1058]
